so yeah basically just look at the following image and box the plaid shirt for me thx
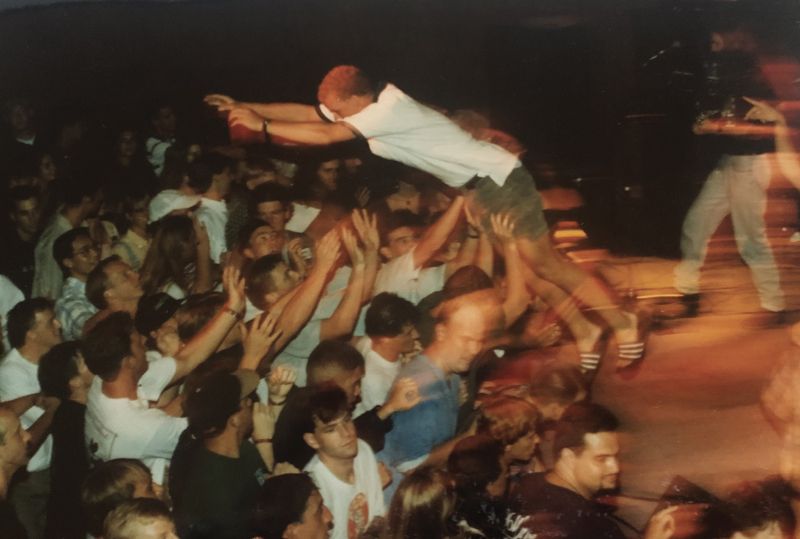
[762,348,800,483]
[55,277,98,341]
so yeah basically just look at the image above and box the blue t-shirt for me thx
[380,354,459,467]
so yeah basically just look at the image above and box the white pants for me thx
[674,154,785,312]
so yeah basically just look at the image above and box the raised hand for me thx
[351,209,379,253]
[222,264,246,314]
[267,365,296,405]
[242,312,283,364]
[383,377,421,416]
[314,229,341,271]
[340,227,365,268]
[204,94,238,112]
[490,212,517,244]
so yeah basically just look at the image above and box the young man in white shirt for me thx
[0,298,63,539]
[353,292,419,418]
[187,153,236,264]
[207,64,646,371]
[303,386,385,539]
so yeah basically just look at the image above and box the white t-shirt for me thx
[320,84,518,188]
[0,349,52,472]
[353,337,400,418]
[285,202,321,234]
[373,249,446,305]
[196,198,229,264]
[305,440,385,539]
[84,357,185,485]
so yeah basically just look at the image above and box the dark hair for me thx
[82,311,135,381]
[380,210,425,246]
[552,402,619,459]
[186,152,234,194]
[104,497,173,539]
[364,293,419,338]
[447,434,503,496]
[252,182,291,209]
[725,477,796,536]
[85,255,123,309]
[81,458,152,537]
[237,218,270,251]
[306,340,365,387]
[8,185,39,208]
[300,384,351,436]
[38,341,82,400]
[175,292,226,342]
[7,297,53,349]
[53,227,91,274]
[251,473,319,539]
[245,254,286,310]
[184,370,244,440]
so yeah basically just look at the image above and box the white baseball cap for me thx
[148,189,201,224]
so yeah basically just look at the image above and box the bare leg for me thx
[516,233,638,346]
[520,263,602,353]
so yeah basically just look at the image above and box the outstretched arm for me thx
[204,94,321,122]
[228,108,356,146]
[412,196,465,269]
[320,228,366,340]
[492,213,528,327]
[270,229,341,352]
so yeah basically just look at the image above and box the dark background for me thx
[1,0,798,256]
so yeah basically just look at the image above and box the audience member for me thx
[0,407,31,539]
[111,188,151,271]
[380,290,502,473]
[353,292,420,417]
[103,497,178,539]
[145,103,177,177]
[0,298,62,539]
[53,227,100,339]
[1,185,41,296]
[81,459,159,538]
[187,153,235,264]
[140,215,212,299]
[302,386,385,539]
[33,177,102,299]
[250,473,332,539]
[37,341,92,539]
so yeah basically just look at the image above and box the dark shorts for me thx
[465,165,548,239]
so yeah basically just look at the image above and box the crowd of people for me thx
[0,59,798,539]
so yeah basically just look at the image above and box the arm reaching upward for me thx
[412,196,465,269]
[744,96,800,186]
[320,228,366,340]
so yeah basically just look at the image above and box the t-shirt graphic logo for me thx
[347,492,369,539]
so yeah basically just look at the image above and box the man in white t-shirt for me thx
[353,292,419,418]
[187,153,236,265]
[0,298,62,539]
[207,65,646,371]
[82,312,187,485]
[303,386,385,539]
